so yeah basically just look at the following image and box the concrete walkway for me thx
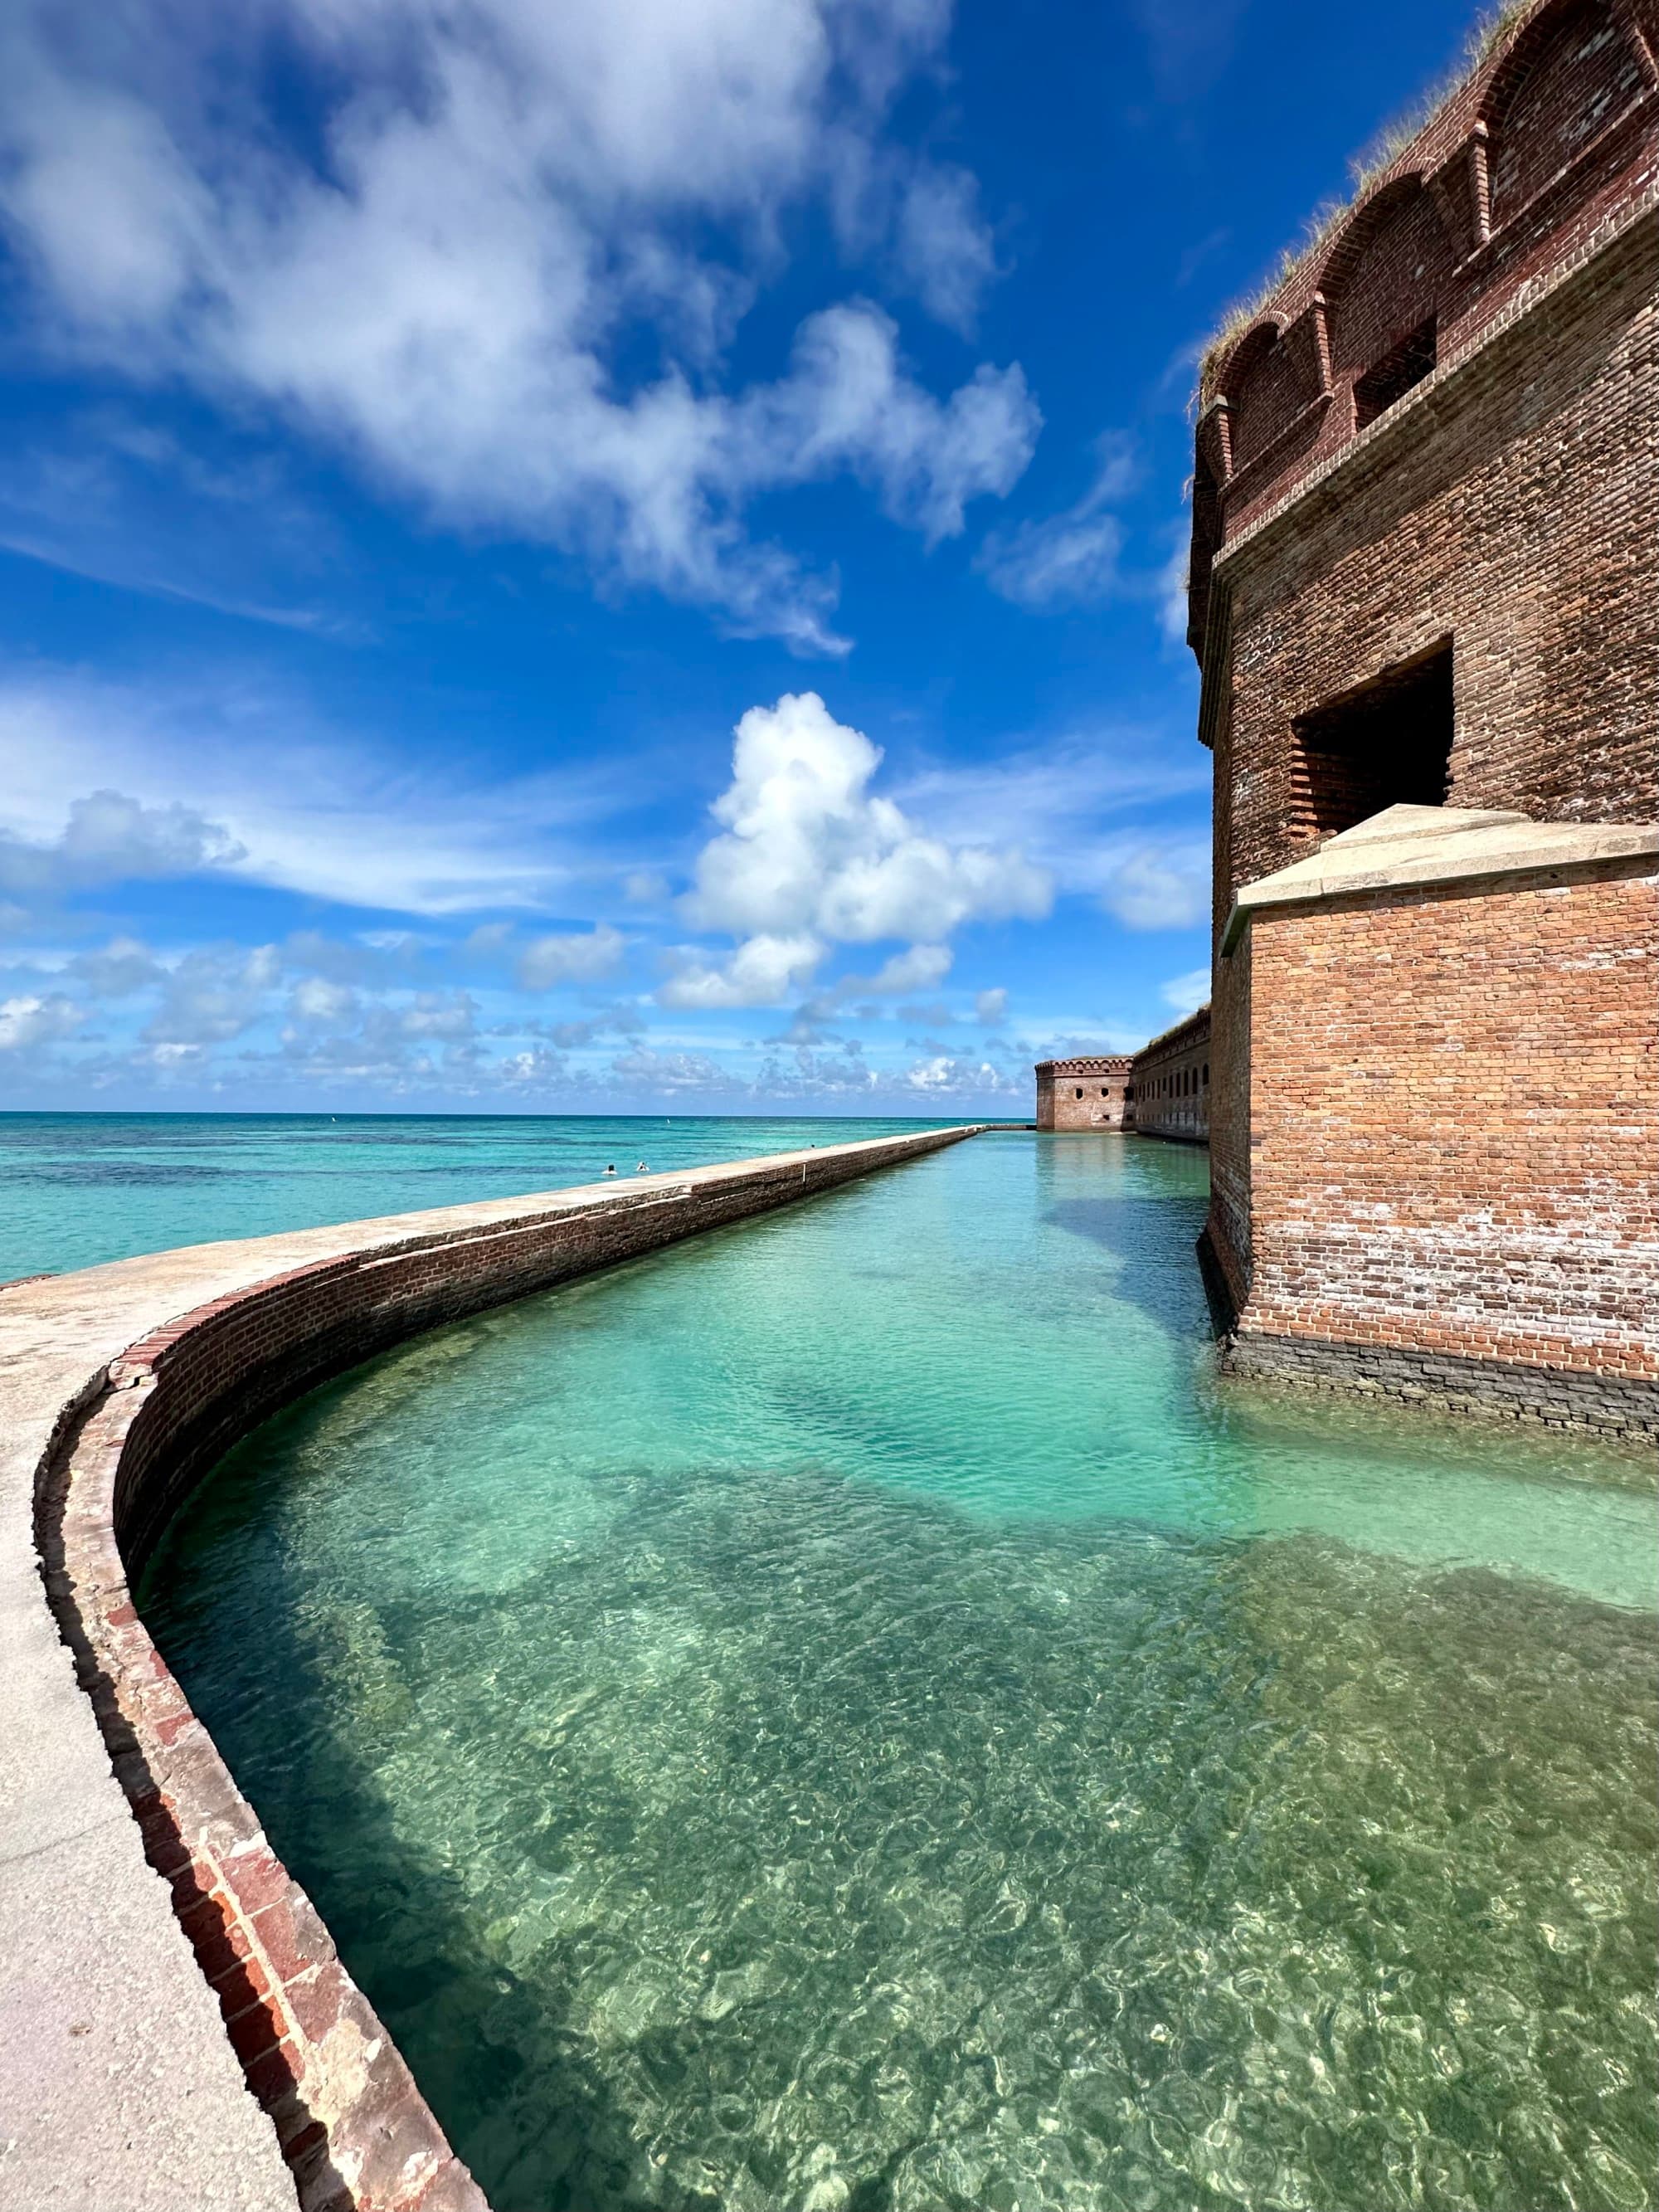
[0,1133,973,2210]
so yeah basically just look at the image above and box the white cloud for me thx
[1160,966,1211,1015]
[144,945,281,1046]
[0,0,1035,650]
[975,986,1007,1026]
[893,732,1207,865]
[977,436,1136,611]
[1102,844,1209,931]
[0,992,84,1050]
[1157,534,1191,645]
[865,943,951,994]
[288,976,359,1026]
[0,788,244,902]
[71,936,166,995]
[607,1045,727,1092]
[0,668,628,918]
[903,1054,1019,1094]
[658,930,825,1010]
[398,992,477,1039]
[684,691,1050,952]
[893,163,999,334]
[518,924,626,991]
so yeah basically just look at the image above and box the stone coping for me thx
[0,1126,980,2212]
[1221,804,1659,953]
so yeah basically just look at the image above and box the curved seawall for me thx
[0,1126,980,2212]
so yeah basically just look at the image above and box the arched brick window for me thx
[1321,177,1454,423]
[1227,321,1311,473]
[1486,0,1651,223]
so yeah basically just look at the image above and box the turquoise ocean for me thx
[111,1118,1659,2212]
[0,1110,939,1283]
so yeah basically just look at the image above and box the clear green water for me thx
[0,1110,938,1281]
[145,1133,1658,2212]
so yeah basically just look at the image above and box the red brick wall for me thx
[1218,220,1657,907]
[1233,865,1657,1397]
[1190,0,1659,576]
[1205,941,1252,1311]
[1491,0,1652,220]
[1035,1057,1133,1129]
[1130,1010,1212,1143]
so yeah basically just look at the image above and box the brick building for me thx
[1127,1009,1211,1144]
[1185,0,1659,1433]
[1035,1055,1134,1129]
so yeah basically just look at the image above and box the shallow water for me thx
[0,1109,941,1280]
[147,1133,1658,2212]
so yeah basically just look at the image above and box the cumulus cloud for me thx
[608,1045,727,1093]
[518,923,626,991]
[683,691,1050,957]
[752,1038,878,1096]
[0,789,244,903]
[903,1054,1019,1094]
[288,976,359,1027]
[976,436,1136,611]
[144,944,281,1046]
[659,931,826,1010]
[71,936,166,995]
[1101,844,1209,931]
[0,0,1035,650]
[0,992,84,1051]
[854,943,952,995]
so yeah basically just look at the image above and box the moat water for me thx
[144,1131,1657,2212]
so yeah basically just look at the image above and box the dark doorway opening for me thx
[1290,641,1453,841]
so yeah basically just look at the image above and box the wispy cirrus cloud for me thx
[0,665,641,918]
[976,436,1136,611]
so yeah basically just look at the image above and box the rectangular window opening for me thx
[1291,641,1453,843]
[1354,315,1437,430]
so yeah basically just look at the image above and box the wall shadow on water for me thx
[1043,1192,1212,1337]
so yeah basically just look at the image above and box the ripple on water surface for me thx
[145,1133,1659,2212]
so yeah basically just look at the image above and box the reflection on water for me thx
[148,1133,1658,2212]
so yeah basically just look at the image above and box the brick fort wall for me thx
[1185,0,1658,1425]
[1228,864,1657,1429]
[1035,1056,1134,1130]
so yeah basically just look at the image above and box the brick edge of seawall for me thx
[29,1126,983,2212]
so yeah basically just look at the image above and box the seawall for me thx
[0,1125,980,2212]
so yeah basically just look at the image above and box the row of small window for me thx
[1073,1061,1209,1104]
[1147,1061,1209,1103]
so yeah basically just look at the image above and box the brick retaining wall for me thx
[30,1128,980,2212]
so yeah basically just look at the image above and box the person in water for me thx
[603,1163,616,1176]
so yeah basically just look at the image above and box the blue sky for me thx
[1,0,1477,1116]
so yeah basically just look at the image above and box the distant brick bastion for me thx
[0,1127,980,2212]
[1035,1006,1211,1142]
